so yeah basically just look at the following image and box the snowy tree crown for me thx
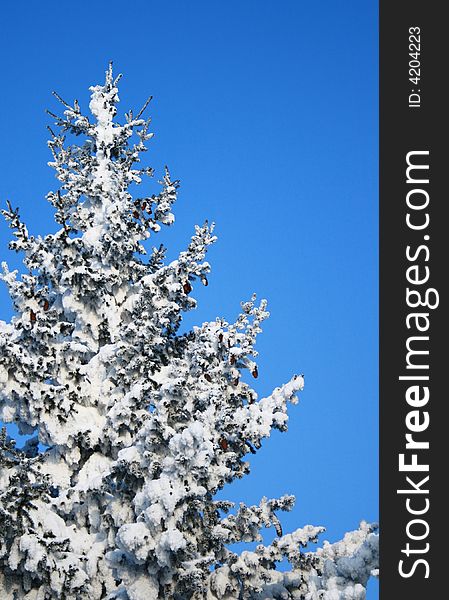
[0,64,377,600]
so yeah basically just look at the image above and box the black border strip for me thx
[380,2,445,596]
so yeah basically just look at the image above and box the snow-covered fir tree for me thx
[0,65,378,600]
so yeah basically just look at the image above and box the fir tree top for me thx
[0,64,378,600]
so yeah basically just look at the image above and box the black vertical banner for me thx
[380,2,446,598]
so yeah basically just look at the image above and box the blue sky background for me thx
[0,1,378,596]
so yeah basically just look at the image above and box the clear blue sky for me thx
[0,1,378,596]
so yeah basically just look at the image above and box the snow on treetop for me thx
[0,64,377,600]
